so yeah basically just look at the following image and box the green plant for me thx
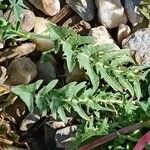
[10,23,150,149]
[0,0,150,149]
[139,0,150,20]
[139,0,150,28]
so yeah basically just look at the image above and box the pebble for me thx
[123,28,150,64]
[37,62,56,84]
[28,0,60,16]
[4,9,35,32]
[66,0,95,21]
[95,0,127,28]
[20,10,36,32]
[20,112,40,131]
[33,17,54,51]
[117,24,131,45]
[5,57,37,86]
[55,125,77,149]
[89,26,116,46]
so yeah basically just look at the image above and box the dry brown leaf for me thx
[0,85,10,96]
[0,43,36,63]
[0,67,7,85]
[50,5,73,24]
[0,137,13,145]
[0,113,20,149]
[0,67,10,96]
[12,43,36,58]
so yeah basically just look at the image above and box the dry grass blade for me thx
[50,5,73,24]
[0,67,7,85]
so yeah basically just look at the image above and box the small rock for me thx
[37,54,57,84]
[33,17,54,51]
[66,0,95,21]
[89,26,115,46]
[5,57,37,86]
[4,9,35,32]
[55,125,77,149]
[123,28,150,64]
[37,62,56,84]
[117,24,131,45]
[34,17,50,34]
[20,112,40,131]
[123,0,143,26]
[95,0,127,28]
[20,10,36,32]
[28,0,60,16]
[51,121,65,129]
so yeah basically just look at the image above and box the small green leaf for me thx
[111,55,135,67]
[35,80,58,110]
[115,72,134,97]
[96,63,123,92]
[67,35,95,47]
[101,49,130,63]
[9,0,28,21]
[133,80,142,100]
[124,100,137,114]
[47,23,76,41]
[57,107,67,123]
[77,52,99,90]
[71,100,90,121]
[11,80,43,112]
[63,41,75,72]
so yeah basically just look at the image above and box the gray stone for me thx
[55,125,77,149]
[5,57,37,86]
[37,62,56,84]
[37,55,57,84]
[95,0,127,29]
[66,0,95,21]
[123,0,143,26]
[123,28,150,64]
